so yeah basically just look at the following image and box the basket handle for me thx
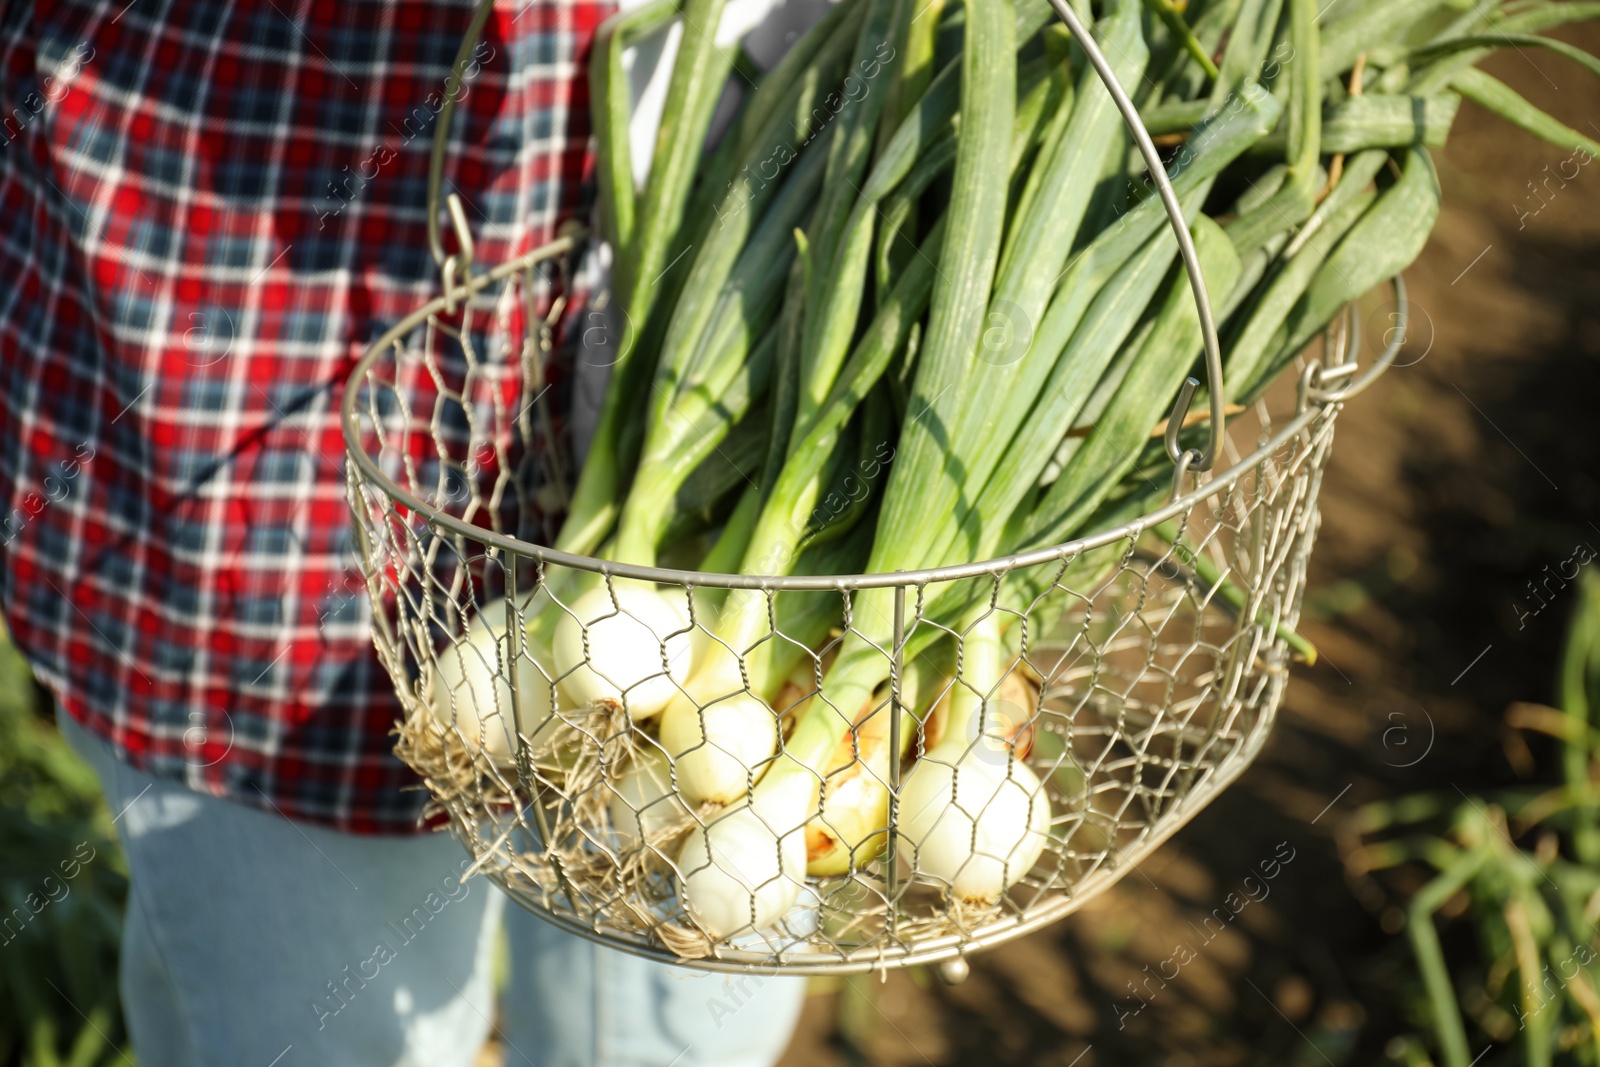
[1044,0,1227,475]
[425,0,670,300]
[426,0,499,292]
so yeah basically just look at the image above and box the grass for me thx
[1346,570,1600,1067]
[0,624,133,1067]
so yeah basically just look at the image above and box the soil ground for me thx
[771,23,1600,1067]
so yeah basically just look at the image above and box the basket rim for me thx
[339,243,1403,592]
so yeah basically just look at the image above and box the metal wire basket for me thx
[340,0,1407,979]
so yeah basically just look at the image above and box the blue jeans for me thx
[60,715,805,1066]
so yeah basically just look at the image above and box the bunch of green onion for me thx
[424,0,1600,942]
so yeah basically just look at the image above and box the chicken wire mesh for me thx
[338,230,1402,974]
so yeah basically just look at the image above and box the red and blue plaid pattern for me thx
[0,0,610,832]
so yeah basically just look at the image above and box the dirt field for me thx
[773,24,1600,1067]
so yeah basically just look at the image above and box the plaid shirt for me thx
[0,0,610,832]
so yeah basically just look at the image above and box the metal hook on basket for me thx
[427,0,497,276]
[1169,444,1197,503]
[1310,274,1410,406]
[1045,0,1227,476]
[1296,274,1410,412]
[439,194,476,315]
[1164,376,1203,471]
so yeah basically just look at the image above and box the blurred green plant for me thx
[1347,570,1600,1067]
[0,625,132,1066]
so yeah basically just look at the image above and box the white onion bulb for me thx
[806,764,890,876]
[897,747,1052,903]
[606,747,687,849]
[676,800,807,940]
[553,582,693,719]
[658,690,778,805]
[805,696,892,876]
[429,606,552,762]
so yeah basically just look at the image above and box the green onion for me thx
[1319,0,1452,78]
[671,0,1016,936]
[1225,156,1381,398]
[1029,214,1242,547]
[866,0,1015,578]
[498,0,1600,947]
[1244,143,1441,395]
[1141,0,1220,82]
[788,0,905,422]
[1450,68,1600,158]
[1225,0,1323,253]
[590,0,680,253]
[612,125,838,565]
[1247,93,1459,155]
[1207,0,1283,107]
[557,0,860,556]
